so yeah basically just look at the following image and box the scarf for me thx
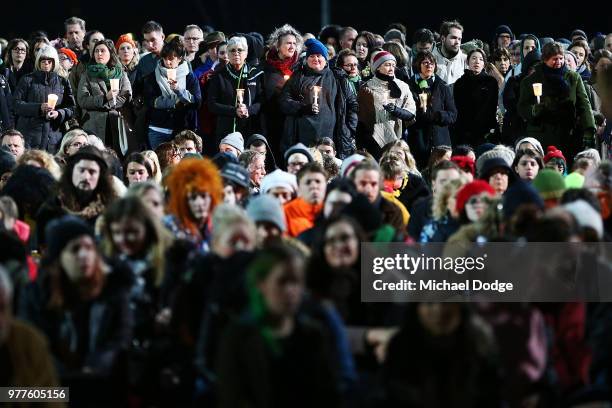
[414,74,435,89]
[60,193,106,220]
[375,71,401,98]
[86,63,123,87]
[541,64,570,96]
[155,61,191,98]
[347,75,361,94]
[266,49,297,77]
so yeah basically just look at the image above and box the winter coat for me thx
[1,61,33,92]
[207,63,263,142]
[357,75,416,152]
[142,69,201,133]
[518,64,595,152]
[13,70,75,153]
[78,71,132,154]
[502,73,528,146]
[453,69,499,146]
[0,74,14,132]
[284,198,324,238]
[217,315,341,408]
[432,46,467,85]
[262,54,297,159]
[18,261,133,377]
[407,75,457,167]
[279,65,339,154]
[331,67,358,159]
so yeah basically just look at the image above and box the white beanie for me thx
[261,169,297,194]
[563,200,603,239]
[515,137,545,157]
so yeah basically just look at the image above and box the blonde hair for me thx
[142,150,163,184]
[381,140,420,176]
[433,178,465,220]
[267,24,304,54]
[18,149,62,180]
[57,128,89,160]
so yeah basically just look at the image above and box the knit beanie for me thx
[115,33,137,51]
[571,29,588,41]
[475,143,496,159]
[384,29,406,46]
[340,154,366,178]
[564,199,603,239]
[261,169,297,194]
[451,155,475,176]
[246,194,286,232]
[532,169,566,200]
[284,143,314,165]
[455,180,496,214]
[479,157,516,182]
[515,137,545,157]
[522,50,542,72]
[219,132,245,153]
[0,147,16,176]
[304,38,328,60]
[476,145,515,177]
[59,48,78,65]
[565,172,585,189]
[371,51,396,72]
[502,180,544,220]
[495,25,514,40]
[221,162,250,189]
[543,146,566,164]
[45,215,95,263]
[565,50,578,66]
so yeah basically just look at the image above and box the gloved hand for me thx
[417,108,435,123]
[384,103,415,121]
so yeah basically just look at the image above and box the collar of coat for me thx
[226,63,263,81]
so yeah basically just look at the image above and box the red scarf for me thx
[266,49,297,77]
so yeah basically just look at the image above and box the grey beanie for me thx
[476,145,515,177]
[219,131,245,153]
[246,194,286,232]
[284,143,314,164]
[515,137,545,157]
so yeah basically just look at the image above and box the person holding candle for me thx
[518,42,596,161]
[263,24,303,164]
[13,45,75,153]
[407,51,457,168]
[78,39,132,156]
[208,36,263,153]
[453,48,499,147]
[357,50,416,160]
[143,37,201,149]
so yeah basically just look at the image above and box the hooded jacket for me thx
[432,45,467,85]
[207,63,264,141]
[245,133,278,172]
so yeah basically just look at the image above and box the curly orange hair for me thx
[165,158,223,235]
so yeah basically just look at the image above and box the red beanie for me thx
[58,48,78,65]
[451,155,475,176]
[371,51,396,72]
[116,33,137,51]
[455,180,496,213]
[543,146,566,164]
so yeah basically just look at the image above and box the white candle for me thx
[532,83,542,104]
[47,94,58,109]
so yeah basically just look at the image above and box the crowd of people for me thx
[1,16,612,407]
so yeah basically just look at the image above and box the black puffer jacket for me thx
[13,70,75,153]
[207,63,263,142]
[0,74,13,132]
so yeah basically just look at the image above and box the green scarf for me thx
[87,63,123,87]
[347,75,361,94]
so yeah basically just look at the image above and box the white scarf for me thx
[155,61,190,98]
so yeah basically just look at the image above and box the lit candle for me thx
[532,83,542,104]
[236,88,245,106]
[312,85,322,106]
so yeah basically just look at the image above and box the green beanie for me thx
[564,172,585,189]
[532,169,566,200]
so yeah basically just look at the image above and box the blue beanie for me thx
[305,38,329,60]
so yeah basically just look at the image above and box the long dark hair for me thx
[92,39,121,68]
[58,154,115,209]
[3,38,29,68]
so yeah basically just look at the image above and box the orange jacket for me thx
[283,197,323,237]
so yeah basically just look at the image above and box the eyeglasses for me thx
[39,58,53,64]
[343,63,358,68]
[229,48,245,54]
[12,48,27,54]
[421,61,435,66]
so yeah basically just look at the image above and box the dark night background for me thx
[2,0,610,44]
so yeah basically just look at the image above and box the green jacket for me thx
[517,64,595,149]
